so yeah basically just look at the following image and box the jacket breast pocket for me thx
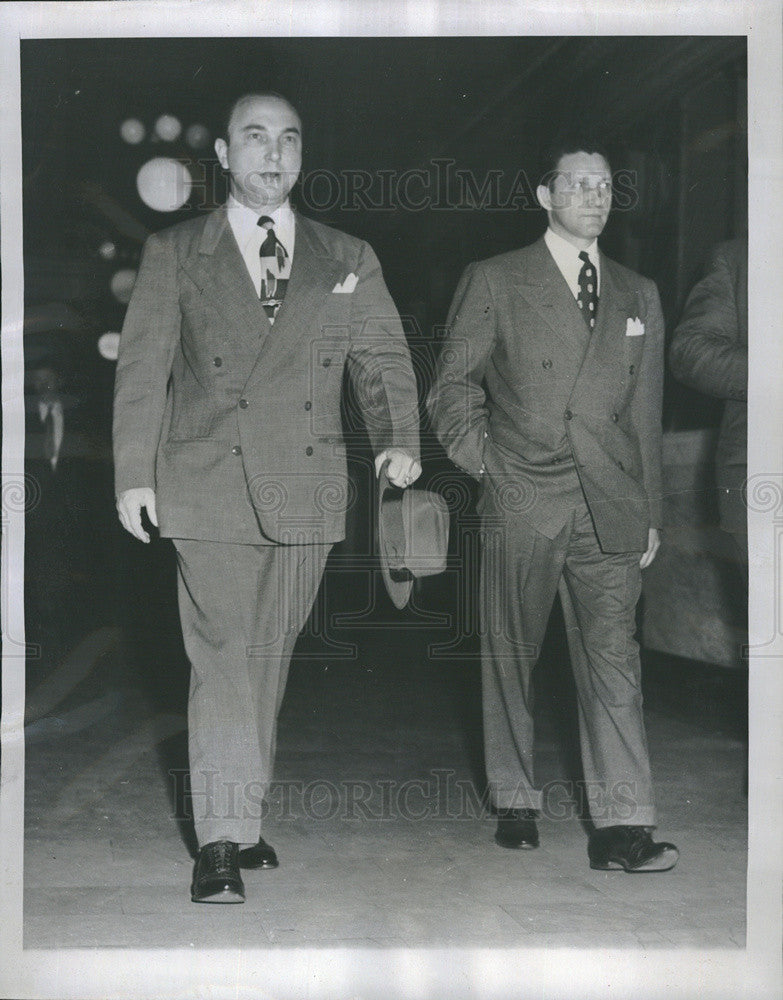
[317,292,352,336]
[624,331,645,366]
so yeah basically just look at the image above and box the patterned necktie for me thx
[257,215,289,323]
[577,250,598,330]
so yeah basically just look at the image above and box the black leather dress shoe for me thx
[494,808,539,849]
[238,836,279,870]
[191,840,245,903]
[588,825,679,873]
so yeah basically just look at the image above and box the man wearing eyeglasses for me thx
[429,135,678,873]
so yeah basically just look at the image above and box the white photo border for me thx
[1,2,781,998]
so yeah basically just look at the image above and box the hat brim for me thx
[377,463,414,610]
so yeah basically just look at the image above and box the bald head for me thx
[222,92,301,144]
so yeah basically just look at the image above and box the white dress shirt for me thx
[226,195,295,297]
[544,227,600,300]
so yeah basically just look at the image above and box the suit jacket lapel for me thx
[513,237,591,353]
[587,253,638,362]
[569,253,639,405]
[186,205,273,342]
[242,213,345,388]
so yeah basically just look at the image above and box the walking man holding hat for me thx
[114,92,421,903]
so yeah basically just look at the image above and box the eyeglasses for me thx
[551,174,612,197]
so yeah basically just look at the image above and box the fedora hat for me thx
[376,460,450,609]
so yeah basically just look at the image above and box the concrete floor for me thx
[23,582,748,952]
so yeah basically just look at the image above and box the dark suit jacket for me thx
[113,206,420,544]
[669,238,748,534]
[428,236,665,554]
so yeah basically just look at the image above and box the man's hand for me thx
[639,528,661,569]
[374,449,422,489]
[116,487,158,544]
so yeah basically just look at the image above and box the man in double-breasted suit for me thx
[429,137,678,872]
[114,93,421,903]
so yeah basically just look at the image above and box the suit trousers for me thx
[480,496,656,828]
[173,538,332,846]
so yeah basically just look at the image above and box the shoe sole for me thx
[191,888,245,903]
[590,847,679,873]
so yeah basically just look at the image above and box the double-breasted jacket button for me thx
[618,460,625,471]
[629,364,635,375]
[611,412,619,423]
[542,359,553,369]
[239,398,249,409]
[322,358,332,368]
[213,356,223,367]
[231,445,242,456]
[305,446,314,456]
[564,409,573,421]
[304,401,312,411]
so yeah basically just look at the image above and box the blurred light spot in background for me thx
[98,332,121,360]
[110,269,137,305]
[185,123,210,150]
[98,240,117,261]
[154,114,182,142]
[136,157,192,212]
[120,118,145,144]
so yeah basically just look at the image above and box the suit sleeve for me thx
[345,240,421,460]
[427,262,495,479]
[669,244,747,401]
[112,233,180,495]
[630,279,665,529]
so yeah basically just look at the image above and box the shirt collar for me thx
[544,226,599,267]
[227,195,295,240]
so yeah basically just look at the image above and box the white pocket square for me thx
[626,317,645,337]
[332,273,358,294]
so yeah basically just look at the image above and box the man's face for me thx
[214,96,302,211]
[537,151,612,248]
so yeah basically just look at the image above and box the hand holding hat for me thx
[376,457,450,610]
[374,448,422,488]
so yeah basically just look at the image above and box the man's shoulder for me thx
[709,236,747,271]
[143,211,215,251]
[466,240,544,279]
[295,212,366,259]
[601,251,657,295]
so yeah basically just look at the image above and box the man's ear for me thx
[536,183,552,211]
[214,138,228,170]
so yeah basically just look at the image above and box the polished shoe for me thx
[191,840,245,903]
[238,836,279,870]
[588,825,679,873]
[494,808,539,849]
